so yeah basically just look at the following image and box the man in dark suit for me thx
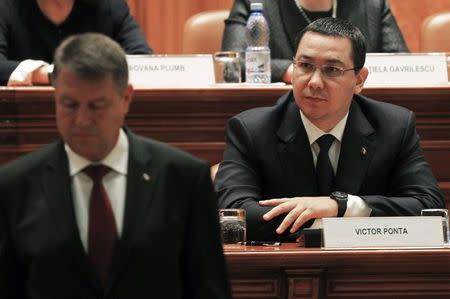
[215,18,444,242]
[0,33,231,299]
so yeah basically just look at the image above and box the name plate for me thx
[126,55,215,87]
[322,216,444,248]
[364,53,448,86]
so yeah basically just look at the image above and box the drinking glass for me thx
[213,51,241,83]
[421,209,449,244]
[219,209,246,244]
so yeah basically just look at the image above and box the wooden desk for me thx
[225,243,450,299]
[1,85,450,203]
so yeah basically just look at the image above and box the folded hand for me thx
[260,196,338,234]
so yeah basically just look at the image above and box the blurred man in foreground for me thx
[0,33,231,299]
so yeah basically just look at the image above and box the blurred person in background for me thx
[222,0,408,83]
[0,0,152,86]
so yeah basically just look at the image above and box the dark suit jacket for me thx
[0,0,152,85]
[215,92,445,241]
[0,130,231,299]
[222,0,409,82]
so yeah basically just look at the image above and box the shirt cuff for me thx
[7,59,49,86]
[345,194,372,217]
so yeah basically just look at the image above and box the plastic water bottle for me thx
[245,2,271,83]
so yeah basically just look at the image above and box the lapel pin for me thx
[361,147,367,156]
[142,173,151,181]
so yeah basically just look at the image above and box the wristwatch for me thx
[330,191,348,217]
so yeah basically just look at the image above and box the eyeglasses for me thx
[292,59,356,78]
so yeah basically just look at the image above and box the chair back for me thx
[182,10,230,54]
[420,11,450,52]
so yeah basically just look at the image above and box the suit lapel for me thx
[276,93,318,196]
[42,142,102,293]
[109,131,154,289]
[334,99,376,194]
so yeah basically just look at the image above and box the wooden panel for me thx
[286,270,322,299]
[423,141,450,180]
[127,0,233,54]
[326,274,450,298]
[231,278,281,299]
[390,0,450,52]
[125,0,450,54]
[225,244,450,298]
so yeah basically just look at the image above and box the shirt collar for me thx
[65,128,129,176]
[300,109,349,145]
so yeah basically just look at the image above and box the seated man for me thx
[215,17,444,242]
[0,0,152,86]
[0,33,231,299]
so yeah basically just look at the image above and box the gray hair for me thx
[51,33,128,93]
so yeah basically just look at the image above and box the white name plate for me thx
[126,55,215,87]
[322,216,444,248]
[364,53,448,86]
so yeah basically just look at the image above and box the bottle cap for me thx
[250,2,263,11]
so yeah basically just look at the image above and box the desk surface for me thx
[2,83,450,95]
[225,242,450,262]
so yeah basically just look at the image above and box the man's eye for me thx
[298,62,315,71]
[323,66,342,76]
[62,102,77,109]
[90,102,108,110]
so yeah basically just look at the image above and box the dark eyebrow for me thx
[295,55,346,66]
[59,95,106,103]
[90,97,107,103]
[295,55,313,61]
[323,59,346,66]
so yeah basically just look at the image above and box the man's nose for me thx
[74,107,93,127]
[307,68,325,90]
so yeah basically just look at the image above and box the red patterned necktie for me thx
[83,165,117,288]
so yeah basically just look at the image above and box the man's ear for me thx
[353,67,368,95]
[121,84,134,114]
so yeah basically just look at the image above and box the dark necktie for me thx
[316,134,335,196]
[84,165,117,288]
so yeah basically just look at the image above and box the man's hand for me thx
[31,65,51,85]
[259,197,338,234]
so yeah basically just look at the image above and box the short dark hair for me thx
[51,33,128,93]
[295,17,367,72]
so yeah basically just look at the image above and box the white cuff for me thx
[7,59,49,86]
[345,194,372,217]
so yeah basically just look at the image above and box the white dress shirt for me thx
[65,129,129,252]
[299,110,372,227]
[7,60,48,86]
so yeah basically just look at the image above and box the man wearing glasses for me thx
[214,17,444,241]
